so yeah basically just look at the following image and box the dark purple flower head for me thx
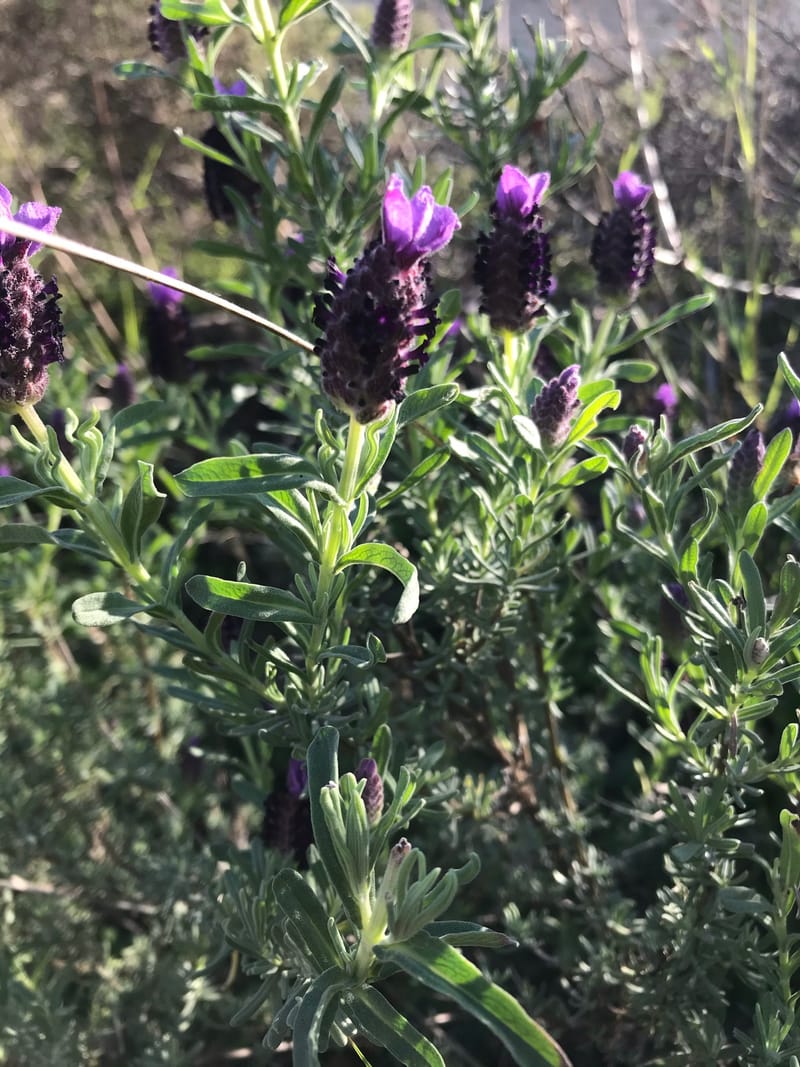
[591,170,655,301]
[475,166,552,334]
[286,758,308,798]
[355,757,384,826]
[262,790,313,867]
[109,363,137,409]
[371,0,413,53]
[531,364,581,448]
[0,186,64,410]
[622,423,648,464]
[770,396,800,443]
[649,382,678,423]
[145,270,192,382]
[0,184,61,265]
[314,176,459,424]
[200,124,261,223]
[148,1,207,62]
[728,428,765,517]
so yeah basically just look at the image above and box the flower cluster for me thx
[590,171,656,301]
[728,428,765,518]
[0,185,64,410]
[531,365,581,448]
[371,0,413,53]
[314,175,459,424]
[474,165,552,334]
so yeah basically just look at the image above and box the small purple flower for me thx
[0,184,64,410]
[355,757,384,826]
[0,184,61,265]
[286,758,308,798]
[145,267,192,382]
[475,165,552,333]
[211,78,248,98]
[591,170,655,301]
[728,428,765,517]
[531,364,581,448]
[314,176,459,424]
[622,423,648,465]
[649,382,678,424]
[371,0,413,52]
[0,462,11,477]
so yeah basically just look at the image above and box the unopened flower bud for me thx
[622,424,648,464]
[371,0,413,53]
[355,757,384,826]
[530,364,580,448]
[728,428,765,518]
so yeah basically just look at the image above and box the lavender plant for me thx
[2,1,800,1064]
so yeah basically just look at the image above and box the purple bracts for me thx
[355,757,384,825]
[728,429,765,517]
[591,170,655,301]
[531,365,581,448]
[314,176,459,424]
[475,166,552,334]
[0,184,63,410]
[371,0,413,52]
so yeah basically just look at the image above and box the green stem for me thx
[590,307,618,370]
[254,0,303,155]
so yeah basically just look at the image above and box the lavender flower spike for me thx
[728,428,765,518]
[147,266,184,308]
[475,164,552,333]
[314,175,459,424]
[0,184,64,410]
[145,267,192,382]
[371,0,413,53]
[531,365,581,448]
[591,170,655,301]
[356,757,384,826]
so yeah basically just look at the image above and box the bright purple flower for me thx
[314,176,459,424]
[591,170,655,300]
[0,185,64,410]
[286,758,308,798]
[728,428,765,517]
[649,382,678,423]
[355,757,384,826]
[382,175,460,271]
[147,267,184,308]
[0,184,61,264]
[475,166,552,333]
[531,365,581,448]
[371,0,413,52]
[495,166,550,218]
[212,78,248,98]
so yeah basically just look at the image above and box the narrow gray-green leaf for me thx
[176,453,320,497]
[604,294,713,357]
[292,967,349,1067]
[754,427,792,501]
[272,869,343,971]
[0,524,56,551]
[72,591,152,627]
[398,384,459,428]
[185,575,313,623]
[345,986,444,1067]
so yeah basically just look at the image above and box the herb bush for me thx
[1,0,800,1064]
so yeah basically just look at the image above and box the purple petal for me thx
[613,171,652,210]
[212,77,248,97]
[286,758,308,798]
[0,185,12,213]
[496,165,550,216]
[382,175,414,251]
[15,201,61,256]
[148,266,184,306]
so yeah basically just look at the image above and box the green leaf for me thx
[176,453,321,497]
[424,920,518,949]
[659,407,761,471]
[754,427,793,501]
[0,478,74,509]
[345,986,445,1067]
[377,451,449,508]
[307,727,363,928]
[739,551,766,636]
[160,0,232,24]
[185,575,313,623]
[110,400,167,436]
[119,461,166,559]
[337,542,419,623]
[565,389,621,445]
[279,0,330,28]
[272,869,344,971]
[780,352,800,404]
[511,415,542,452]
[741,501,768,554]
[0,524,55,551]
[114,60,176,81]
[604,295,713,357]
[376,931,571,1067]
[292,967,350,1067]
[72,591,152,627]
[398,384,459,428]
[605,359,657,383]
[552,455,608,488]
[404,31,466,53]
